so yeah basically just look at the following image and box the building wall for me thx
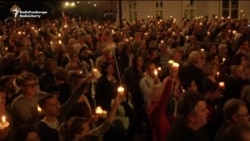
[120,0,250,23]
[239,1,250,19]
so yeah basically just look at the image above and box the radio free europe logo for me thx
[10,4,48,18]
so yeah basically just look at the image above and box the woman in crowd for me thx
[60,90,124,141]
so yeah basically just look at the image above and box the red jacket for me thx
[147,78,173,141]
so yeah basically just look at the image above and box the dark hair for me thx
[206,53,218,62]
[223,98,246,122]
[232,53,248,65]
[16,72,37,87]
[100,62,112,75]
[132,54,143,69]
[177,90,205,121]
[0,75,13,87]
[38,94,56,108]
[54,67,69,82]
[223,123,250,141]
[60,117,89,140]
[144,61,156,71]
[14,124,40,141]
[182,79,194,91]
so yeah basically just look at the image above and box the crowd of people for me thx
[0,10,249,141]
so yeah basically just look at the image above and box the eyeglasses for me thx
[23,82,39,88]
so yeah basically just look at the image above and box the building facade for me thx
[119,0,250,23]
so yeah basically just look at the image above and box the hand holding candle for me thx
[117,86,125,95]
[154,69,158,77]
[172,62,179,70]
[219,81,225,90]
[92,68,101,79]
[0,115,9,129]
[95,106,107,118]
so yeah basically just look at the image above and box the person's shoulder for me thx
[11,94,25,105]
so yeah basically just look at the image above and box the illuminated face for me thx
[21,80,39,97]
[43,96,61,117]
[147,63,157,78]
[191,101,209,129]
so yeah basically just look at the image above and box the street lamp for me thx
[71,2,75,7]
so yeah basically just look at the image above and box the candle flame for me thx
[2,116,6,123]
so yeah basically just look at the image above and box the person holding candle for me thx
[147,62,179,141]
[11,72,48,127]
[140,61,162,109]
[95,62,117,112]
[36,73,94,141]
[0,87,13,141]
[179,51,205,92]
[124,55,148,138]
[59,88,125,141]
[224,65,245,102]
[105,85,135,141]
[202,62,224,138]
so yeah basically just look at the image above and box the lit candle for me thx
[95,106,103,115]
[31,26,35,30]
[168,60,174,65]
[172,62,180,69]
[129,37,133,40]
[217,72,220,77]
[111,30,115,34]
[170,16,173,18]
[124,38,129,42]
[221,17,224,20]
[50,41,53,45]
[4,47,8,51]
[186,36,189,39]
[101,110,108,118]
[92,68,101,78]
[200,48,205,52]
[232,30,236,34]
[154,69,158,77]
[117,86,125,95]
[18,31,21,35]
[207,32,210,35]
[222,58,226,63]
[37,105,42,113]
[0,115,9,129]
[241,10,243,13]
[161,40,164,43]
[144,32,148,36]
[219,82,225,88]
[157,67,162,71]
[58,33,61,37]
[215,16,218,19]
[227,16,231,19]
[79,70,83,74]
[2,116,5,123]
[58,40,62,44]
[22,32,25,35]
